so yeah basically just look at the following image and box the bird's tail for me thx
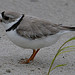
[60,26,75,31]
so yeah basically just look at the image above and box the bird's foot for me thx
[18,58,30,64]
[18,49,40,64]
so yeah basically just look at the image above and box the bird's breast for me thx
[6,30,61,49]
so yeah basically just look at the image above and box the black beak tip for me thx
[1,11,5,15]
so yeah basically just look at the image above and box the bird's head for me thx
[0,11,24,31]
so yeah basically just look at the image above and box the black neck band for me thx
[6,14,24,32]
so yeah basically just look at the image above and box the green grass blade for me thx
[58,50,75,55]
[58,37,75,52]
[67,37,75,41]
[59,46,75,52]
[50,64,67,72]
[47,37,75,75]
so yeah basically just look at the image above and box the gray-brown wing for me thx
[16,17,60,40]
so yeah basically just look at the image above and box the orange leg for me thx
[19,49,40,64]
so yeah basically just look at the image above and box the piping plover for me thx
[0,11,75,64]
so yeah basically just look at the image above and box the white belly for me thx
[6,30,62,49]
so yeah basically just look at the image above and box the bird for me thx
[0,11,75,64]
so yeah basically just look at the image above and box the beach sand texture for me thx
[0,0,75,75]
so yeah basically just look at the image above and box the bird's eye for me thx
[4,16,9,20]
[1,11,9,20]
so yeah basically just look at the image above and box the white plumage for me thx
[0,11,75,63]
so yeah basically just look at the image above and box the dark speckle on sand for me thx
[30,0,39,2]
[6,69,11,73]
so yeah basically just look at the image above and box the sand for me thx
[0,0,75,75]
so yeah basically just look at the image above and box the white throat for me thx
[2,15,23,30]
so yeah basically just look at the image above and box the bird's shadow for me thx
[0,54,72,75]
[0,54,52,69]
[0,46,71,70]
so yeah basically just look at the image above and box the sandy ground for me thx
[0,0,75,75]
